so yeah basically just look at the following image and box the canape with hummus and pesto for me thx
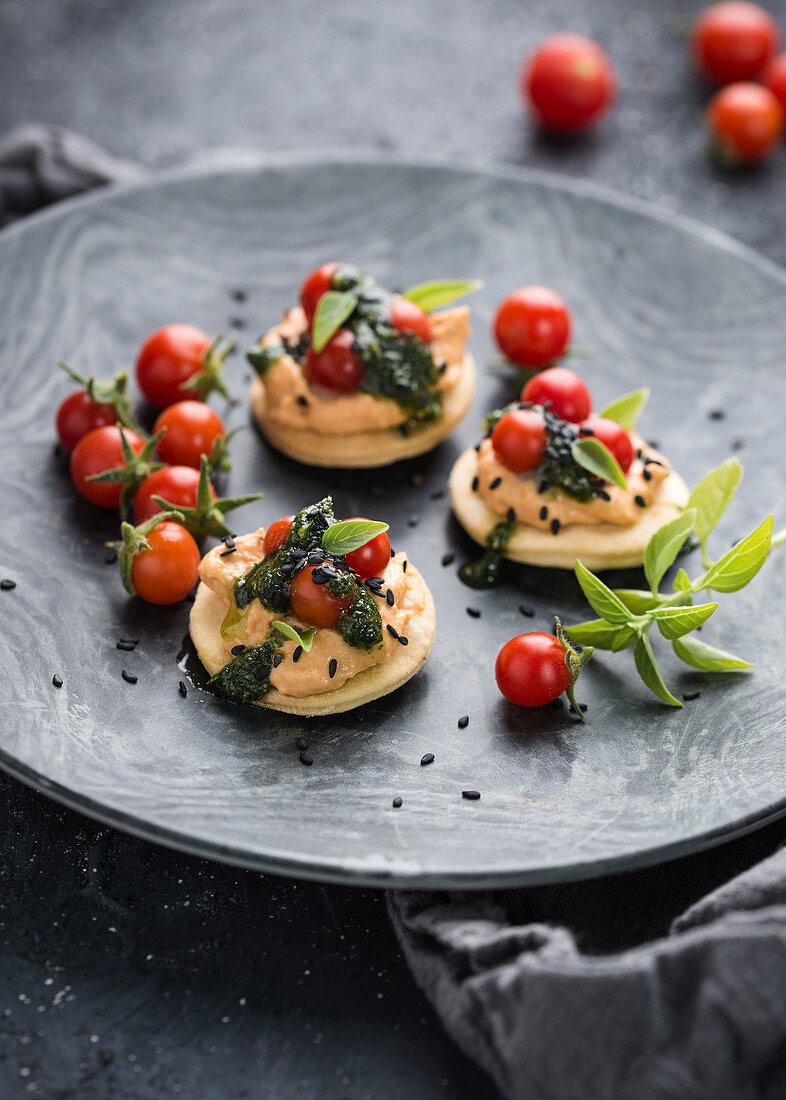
[247,264,478,468]
[449,367,689,578]
[189,497,435,715]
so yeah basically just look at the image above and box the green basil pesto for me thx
[459,521,513,589]
[210,629,284,705]
[247,345,284,376]
[328,572,383,651]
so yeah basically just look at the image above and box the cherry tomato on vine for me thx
[134,465,216,524]
[521,367,592,423]
[300,262,340,323]
[129,521,200,605]
[342,519,392,579]
[390,297,432,343]
[306,329,363,392]
[263,515,295,556]
[578,415,634,474]
[55,391,117,452]
[153,401,225,469]
[692,2,779,84]
[136,325,215,408]
[491,408,547,473]
[289,564,353,629]
[495,632,571,707]
[70,426,145,509]
[706,81,784,163]
[763,52,786,112]
[521,34,616,132]
[493,286,572,367]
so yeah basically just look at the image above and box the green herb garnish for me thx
[322,518,389,557]
[311,290,359,352]
[571,436,627,490]
[271,621,315,652]
[599,387,650,429]
[402,278,483,313]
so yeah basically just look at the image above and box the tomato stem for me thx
[56,359,147,438]
[554,616,593,721]
[109,509,185,596]
[180,332,236,402]
[152,454,263,544]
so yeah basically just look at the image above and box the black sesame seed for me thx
[441,553,455,567]
[489,477,502,490]
[104,550,118,565]
[52,674,63,689]
[397,635,409,646]
[299,751,313,766]
[229,288,247,302]
[550,518,561,536]
[420,753,435,766]
[474,442,481,452]
[121,670,137,685]
[539,506,548,521]
[506,507,516,524]
[178,680,187,698]
[430,489,445,500]
[116,641,136,651]
[407,515,418,527]
[457,715,469,729]
[683,690,701,701]
[471,476,479,492]
[402,560,408,572]
[634,495,647,508]
[222,535,236,548]
[642,468,652,481]
[386,624,399,639]
[220,546,237,557]
[462,790,481,801]
[731,438,745,451]
[273,653,284,667]
[296,737,308,751]
[538,478,550,494]
[709,409,725,420]
[579,703,588,712]
[392,796,403,808]
[253,665,270,682]
[293,645,303,663]
[231,644,246,656]
[386,589,395,607]
[328,658,338,679]
[519,605,534,618]
[467,607,481,619]
[296,394,309,407]
[438,361,448,374]
[390,546,395,557]
[597,489,612,501]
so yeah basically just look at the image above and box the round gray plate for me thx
[1,153,785,889]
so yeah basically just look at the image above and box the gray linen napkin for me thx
[7,123,786,1100]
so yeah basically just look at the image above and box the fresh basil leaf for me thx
[771,527,786,551]
[643,509,696,596]
[673,567,692,592]
[272,621,315,653]
[704,515,773,593]
[654,601,717,640]
[634,633,682,706]
[611,625,637,652]
[672,634,753,671]
[322,519,390,557]
[574,560,633,624]
[402,279,483,313]
[564,619,620,649]
[571,437,627,490]
[686,457,743,550]
[612,588,663,614]
[599,387,650,430]
[311,291,358,352]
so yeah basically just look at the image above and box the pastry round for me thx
[449,446,690,571]
[249,353,476,468]
[189,563,436,716]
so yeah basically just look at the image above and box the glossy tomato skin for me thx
[70,426,145,509]
[136,324,212,408]
[263,515,295,557]
[134,465,215,523]
[56,391,117,452]
[692,1,779,83]
[495,632,571,707]
[129,521,200,605]
[522,34,616,132]
[289,564,353,629]
[579,415,634,474]
[706,81,784,162]
[153,401,225,468]
[306,329,363,392]
[390,297,432,343]
[300,262,340,323]
[763,52,786,111]
[493,286,571,367]
[342,519,392,579]
[521,367,592,423]
[491,409,547,474]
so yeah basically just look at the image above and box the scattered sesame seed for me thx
[299,751,313,766]
[441,553,455,567]
[647,440,660,449]
[402,560,408,572]
[1,579,16,590]
[537,478,550,494]
[597,489,612,502]
[296,738,308,751]
[228,316,246,329]
[407,515,418,527]
[550,518,561,536]
[471,476,479,492]
[178,680,187,698]
[220,546,237,557]
[397,635,409,646]
[386,624,399,639]
[709,409,725,420]
[506,507,516,523]
[474,442,481,452]
[519,604,534,617]
[392,796,403,808]
[457,715,469,729]
[462,790,481,801]
[634,495,646,508]
[116,641,136,652]
[104,550,118,565]
[730,438,745,451]
[231,644,246,656]
[390,545,395,557]
[230,288,247,302]
[328,658,338,678]
[121,670,137,685]
[642,468,652,481]
[489,477,502,490]
[539,506,548,521]
[420,753,435,766]
[430,489,445,500]
[52,674,63,689]
[683,690,701,701]
[467,607,481,619]
[579,703,588,712]
[386,589,395,607]
[292,645,303,663]
[296,394,309,407]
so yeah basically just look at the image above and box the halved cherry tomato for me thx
[289,564,353,629]
[763,52,786,112]
[491,408,547,473]
[263,515,295,556]
[521,367,592,423]
[390,297,432,343]
[129,521,200,605]
[522,34,616,132]
[55,391,117,452]
[134,465,216,524]
[136,325,213,408]
[495,632,571,707]
[342,519,392,579]
[692,2,779,84]
[493,286,572,367]
[70,426,145,509]
[706,81,784,162]
[300,262,340,323]
[153,401,225,469]
[306,329,363,392]
[578,415,634,474]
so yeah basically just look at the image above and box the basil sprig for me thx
[599,387,650,429]
[322,519,389,557]
[402,279,483,313]
[571,436,627,490]
[272,621,315,653]
[311,291,359,352]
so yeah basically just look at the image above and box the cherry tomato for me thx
[495,632,571,707]
[578,415,634,474]
[522,34,616,132]
[692,2,779,84]
[306,328,363,392]
[521,367,592,423]
[493,286,572,367]
[300,262,340,323]
[491,408,547,474]
[342,519,392,579]
[263,515,295,556]
[134,465,216,523]
[706,81,784,163]
[289,564,353,629]
[136,324,213,408]
[55,391,117,452]
[153,401,225,469]
[390,297,432,343]
[763,52,786,112]
[129,521,200,606]
[70,426,145,509]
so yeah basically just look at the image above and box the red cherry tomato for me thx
[763,52,786,112]
[390,297,432,343]
[706,81,784,162]
[522,34,616,132]
[55,391,117,452]
[491,408,547,474]
[493,286,572,367]
[134,465,216,523]
[342,519,392,579]
[289,564,354,629]
[263,515,295,556]
[306,329,363,392]
[153,401,225,469]
[521,367,592,423]
[578,415,634,474]
[495,632,571,707]
[129,521,200,605]
[692,2,779,84]
[300,262,340,323]
[70,426,145,509]
[135,324,213,409]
